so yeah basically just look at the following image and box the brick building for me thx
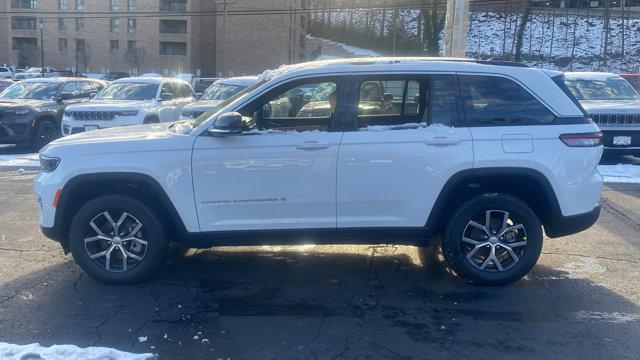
[0,0,308,76]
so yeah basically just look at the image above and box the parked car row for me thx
[0,74,259,150]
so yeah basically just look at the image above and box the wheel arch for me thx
[54,172,188,252]
[425,168,562,236]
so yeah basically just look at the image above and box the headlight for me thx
[5,107,30,116]
[39,155,61,173]
[116,110,139,117]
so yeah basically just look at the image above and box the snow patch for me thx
[0,342,154,360]
[137,336,148,343]
[598,164,640,183]
[557,258,605,279]
[0,153,40,168]
[361,122,427,131]
[307,35,381,57]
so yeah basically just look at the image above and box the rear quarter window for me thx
[459,75,555,126]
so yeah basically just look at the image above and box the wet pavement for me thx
[0,150,639,359]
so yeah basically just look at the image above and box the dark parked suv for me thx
[0,77,105,150]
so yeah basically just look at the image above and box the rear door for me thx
[336,74,474,228]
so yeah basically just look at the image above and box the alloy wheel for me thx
[84,211,148,272]
[461,210,527,272]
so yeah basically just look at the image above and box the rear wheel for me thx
[442,193,543,286]
[68,195,168,285]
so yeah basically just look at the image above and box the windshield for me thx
[565,77,639,101]
[0,81,60,100]
[201,83,249,101]
[94,82,159,101]
[189,80,265,128]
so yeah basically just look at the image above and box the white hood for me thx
[65,99,154,111]
[580,99,640,114]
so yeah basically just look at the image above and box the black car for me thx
[101,72,130,81]
[0,78,105,150]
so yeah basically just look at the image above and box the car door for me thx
[191,76,346,231]
[337,74,474,228]
[158,82,179,122]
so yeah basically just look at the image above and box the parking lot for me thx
[0,145,638,359]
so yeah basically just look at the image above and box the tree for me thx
[602,0,611,69]
[513,0,532,62]
[78,43,91,73]
[123,47,148,74]
[421,0,444,56]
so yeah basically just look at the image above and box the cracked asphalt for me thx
[1,155,639,359]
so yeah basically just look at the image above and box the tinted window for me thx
[0,81,60,100]
[357,78,425,128]
[201,82,247,101]
[429,75,459,125]
[459,75,554,125]
[177,83,193,98]
[161,83,178,97]
[565,77,639,101]
[95,82,159,101]
[60,82,80,97]
[78,81,95,97]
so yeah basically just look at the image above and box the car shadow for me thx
[0,241,638,359]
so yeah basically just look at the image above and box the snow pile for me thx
[598,164,640,183]
[307,35,381,58]
[0,153,40,168]
[0,342,154,360]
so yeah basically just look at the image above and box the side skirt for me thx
[177,227,436,248]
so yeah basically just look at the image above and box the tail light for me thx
[559,132,603,147]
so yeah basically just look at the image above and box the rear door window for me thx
[459,75,555,126]
[356,78,425,128]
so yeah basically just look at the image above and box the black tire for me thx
[442,193,543,286]
[143,115,159,124]
[68,195,168,285]
[31,119,59,151]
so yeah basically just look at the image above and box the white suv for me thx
[61,77,194,136]
[35,58,603,286]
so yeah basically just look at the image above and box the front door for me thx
[192,76,347,231]
[337,74,474,228]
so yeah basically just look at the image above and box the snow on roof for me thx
[113,76,189,85]
[257,57,534,83]
[217,76,259,86]
[20,77,67,83]
[564,72,622,80]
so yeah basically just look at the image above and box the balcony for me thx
[159,0,186,12]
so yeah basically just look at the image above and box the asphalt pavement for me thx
[0,146,639,359]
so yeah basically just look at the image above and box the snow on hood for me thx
[580,100,640,114]
[0,342,154,360]
[182,99,223,112]
[0,98,55,108]
[65,99,154,111]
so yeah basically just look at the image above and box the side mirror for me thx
[160,92,174,102]
[208,112,243,136]
[383,93,394,101]
[58,92,74,102]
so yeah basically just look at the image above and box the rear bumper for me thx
[545,204,601,238]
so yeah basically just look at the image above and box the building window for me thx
[127,0,136,11]
[58,18,67,31]
[159,41,186,55]
[75,0,84,11]
[159,20,186,34]
[110,18,120,32]
[159,0,186,12]
[11,0,37,9]
[11,17,38,31]
[12,37,38,51]
[110,40,119,54]
[127,40,136,50]
[110,0,119,11]
[76,38,86,52]
[75,17,84,31]
[58,0,67,10]
[59,38,68,52]
[127,18,136,33]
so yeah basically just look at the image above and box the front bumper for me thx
[0,116,34,144]
[600,129,640,154]
[545,204,601,238]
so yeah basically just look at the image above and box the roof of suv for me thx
[261,57,534,81]
[564,72,621,80]
[112,77,190,85]
[19,77,103,83]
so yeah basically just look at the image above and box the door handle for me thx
[296,141,330,150]
[424,136,460,146]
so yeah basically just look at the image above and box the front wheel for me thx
[31,119,59,151]
[442,193,543,286]
[68,195,168,285]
